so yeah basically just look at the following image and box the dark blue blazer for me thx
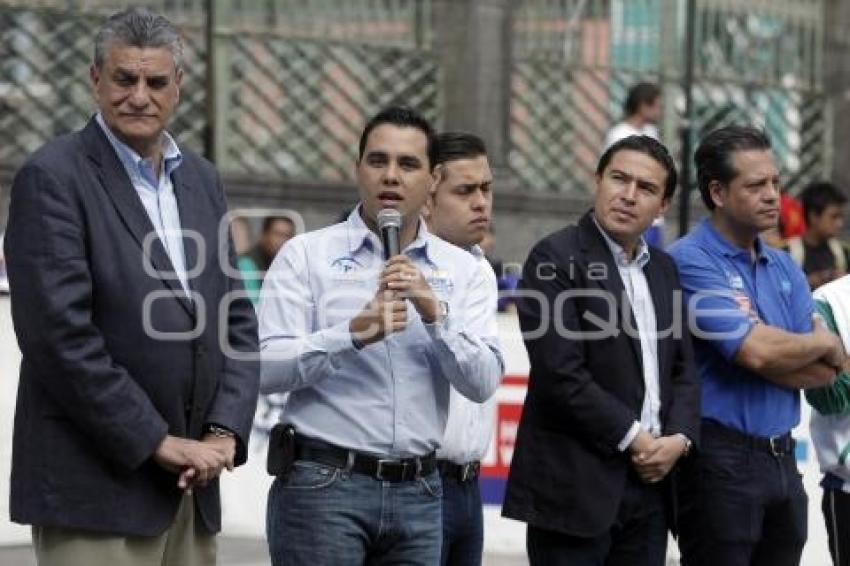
[3,117,259,536]
[502,212,700,537]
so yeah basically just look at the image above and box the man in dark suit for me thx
[3,8,259,565]
[502,135,700,566]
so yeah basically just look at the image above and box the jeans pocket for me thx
[281,461,340,490]
[418,472,443,499]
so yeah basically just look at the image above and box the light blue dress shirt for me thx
[258,207,504,457]
[96,113,188,292]
[592,218,661,450]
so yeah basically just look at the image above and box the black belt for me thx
[295,436,436,482]
[437,460,481,483]
[702,419,795,458]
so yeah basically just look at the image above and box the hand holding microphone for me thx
[349,209,441,347]
[376,208,441,323]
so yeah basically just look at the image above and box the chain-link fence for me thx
[0,0,439,183]
[509,0,829,194]
[0,0,831,198]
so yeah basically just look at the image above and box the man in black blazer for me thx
[3,8,259,565]
[502,135,700,566]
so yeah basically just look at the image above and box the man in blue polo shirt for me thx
[670,125,846,566]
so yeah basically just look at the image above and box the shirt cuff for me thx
[314,321,360,363]
[423,315,450,341]
[617,421,641,452]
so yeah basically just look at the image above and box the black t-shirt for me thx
[801,241,849,276]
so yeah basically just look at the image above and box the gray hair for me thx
[93,7,184,70]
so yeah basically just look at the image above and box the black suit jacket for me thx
[3,118,259,536]
[502,212,700,537]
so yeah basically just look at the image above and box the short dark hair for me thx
[624,82,660,116]
[694,125,772,210]
[358,106,436,167]
[596,135,678,200]
[433,132,487,166]
[801,181,847,223]
[262,216,294,234]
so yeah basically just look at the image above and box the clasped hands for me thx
[629,429,688,484]
[153,433,236,492]
[349,255,441,347]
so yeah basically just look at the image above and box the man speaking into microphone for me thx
[258,106,504,565]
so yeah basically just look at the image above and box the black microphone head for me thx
[377,208,402,231]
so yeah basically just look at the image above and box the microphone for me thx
[377,208,401,261]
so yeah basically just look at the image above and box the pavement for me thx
[0,537,530,565]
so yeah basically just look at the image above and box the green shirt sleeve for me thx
[237,255,261,306]
[805,299,850,415]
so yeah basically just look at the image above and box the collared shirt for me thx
[437,245,500,464]
[592,218,662,450]
[669,218,813,437]
[96,113,188,292]
[258,207,504,457]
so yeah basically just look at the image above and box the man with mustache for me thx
[503,135,700,565]
[259,106,504,565]
[670,125,846,566]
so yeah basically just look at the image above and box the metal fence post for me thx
[432,0,513,177]
[205,0,232,170]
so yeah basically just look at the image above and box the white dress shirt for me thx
[437,246,500,464]
[592,219,662,451]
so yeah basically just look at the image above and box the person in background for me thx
[238,215,295,304]
[423,131,502,566]
[780,189,807,240]
[231,215,253,256]
[785,181,849,289]
[603,83,662,150]
[604,84,666,248]
[670,126,845,566]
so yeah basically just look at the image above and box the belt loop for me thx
[345,450,355,472]
[414,457,423,480]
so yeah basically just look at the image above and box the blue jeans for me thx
[267,460,443,566]
[440,476,483,566]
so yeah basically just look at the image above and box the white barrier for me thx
[0,299,834,563]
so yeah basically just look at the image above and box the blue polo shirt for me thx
[669,219,813,437]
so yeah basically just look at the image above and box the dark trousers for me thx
[823,488,850,566]
[440,475,483,566]
[526,474,667,566]
[677,421,808,566]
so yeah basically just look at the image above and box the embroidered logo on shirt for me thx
[331,257,359,273]
[330,257,372,284]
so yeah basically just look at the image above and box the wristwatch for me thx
[676,433,693,457]
[206,424,235,439]
[437,300,449,321]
